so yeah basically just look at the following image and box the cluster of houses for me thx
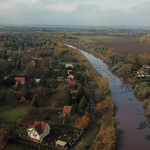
[136,65,150,77]
[18,63,77,149]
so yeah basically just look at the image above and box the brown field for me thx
[80,35,150,56]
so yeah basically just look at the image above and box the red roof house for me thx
[27,121,51,141]
[63,106,72,116]
[15,77,25,85]
[68,81,76,88]
[137,69,149,75]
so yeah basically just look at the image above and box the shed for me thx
[55,140,67,149]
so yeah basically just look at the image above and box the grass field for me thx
[0,104,29,122]
[75,35,117,39]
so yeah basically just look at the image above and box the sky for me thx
[0,0,150,26]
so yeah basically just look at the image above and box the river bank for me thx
[67,44,120,150]
[66,44,150,150]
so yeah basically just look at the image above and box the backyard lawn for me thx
[0,104,29,122]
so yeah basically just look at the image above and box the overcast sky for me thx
[0,0,150,26]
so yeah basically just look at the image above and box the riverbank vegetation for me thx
[70,47,120,150]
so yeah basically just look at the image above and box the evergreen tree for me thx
[148,69,150,75]
[64,89,72,105]
[17,79,22,90]
[38,75,46,86]
[16,59,21,71]
[77,83,85,103]
[70,103,78,115]
[79,96,87,111]
[62,68,67,78]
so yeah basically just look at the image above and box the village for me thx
[0,33,91,150]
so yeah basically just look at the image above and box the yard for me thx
[0,104,29,122]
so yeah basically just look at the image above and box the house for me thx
[27,121,51,142]
[31,60,36,67]
[35,78,40,83]
[32,55,38,60]
[67,74,74,80]
[68,81,76,88]
[66,64,74,69]
[137,69,149,75]
[63,106,72,116]
[15,77,25,85]
[142,65,150,69]
[55,140,67,149]
[7,47,13,50]
[54,69,60,72]
[77,71,81,74]
[57,77,64,81]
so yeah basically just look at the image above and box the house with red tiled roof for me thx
[27,121,51,141]
[67,74,74,80]
[137,69,149,75]
[68,81,76,88]
[15,77,25,85]
[63,106,72,116]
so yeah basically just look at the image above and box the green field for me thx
[0,104,29,122]
[75,35,117,39]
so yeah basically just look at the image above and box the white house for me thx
[66,64,74,69]
[27,121,51,142]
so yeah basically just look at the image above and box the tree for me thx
[70,103,78,115]
[79,96,87,111]
[6,89,15,103]
[38,75,46,86]
[148,69,150,75]
[62,68,67,78]
[41,58,49,68]
[64,89,72,105]
[77,84,85,103]
[0,128,9,149]
[17,79,22,90]
[98,75,110,99]
[20,96,26,102]
[16,59,21,71]
[140,36,146,43]
[74,112,90,129]
[4,77,16,87]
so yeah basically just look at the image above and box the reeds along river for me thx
[65,44,150,150]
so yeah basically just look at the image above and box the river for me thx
[65,44,150,150]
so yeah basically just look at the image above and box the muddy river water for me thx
[65,44,150,150]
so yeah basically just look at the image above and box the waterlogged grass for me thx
[0,104,29,122]
[75,35,117,39]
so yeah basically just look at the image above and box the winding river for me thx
[65,44,150,150]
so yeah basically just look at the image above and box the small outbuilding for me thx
[55,140,67,149]
[63,106,72,116]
